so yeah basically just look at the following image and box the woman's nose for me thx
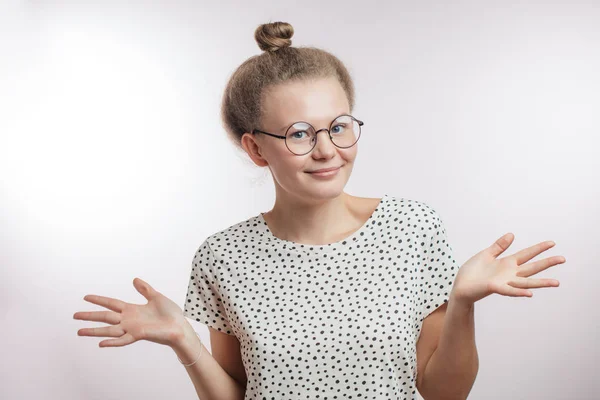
[311,129,336,156]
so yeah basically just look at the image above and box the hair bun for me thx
[254,21,294,52]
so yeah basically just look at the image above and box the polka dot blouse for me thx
[183,194,460,399]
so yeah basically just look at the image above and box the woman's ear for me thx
[241,133,269,167]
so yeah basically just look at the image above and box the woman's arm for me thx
[172,322,246,400]
[418,295,479,400]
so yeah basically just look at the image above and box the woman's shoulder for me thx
[384,193,437,212]
[202,214,265,249]
[382,194,445,230]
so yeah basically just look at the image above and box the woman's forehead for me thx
[262,79,350,130]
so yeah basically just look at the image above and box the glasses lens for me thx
[286,122,316,155]
[330,115,360,148]
[284,116,361,155]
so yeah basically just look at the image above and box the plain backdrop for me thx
[1,1,598,399]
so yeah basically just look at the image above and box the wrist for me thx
[450,291,475,309]
[171,321,203,363]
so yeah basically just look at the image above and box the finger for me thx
[517,255,566,277]
[508,277,560,289]
[489,233,515,258]
[513,240,556,266]
[73,310,121,325]
[83,294,127,313]
[133,277,158,301]
[499,284,532,297]
[99,332,136,348]
[78,325,125,338]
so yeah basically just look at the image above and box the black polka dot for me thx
[183,194,460,399]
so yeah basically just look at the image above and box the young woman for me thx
[74,21,565,400]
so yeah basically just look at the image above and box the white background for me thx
[1,1,598,399]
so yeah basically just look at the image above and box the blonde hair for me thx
[220,21,356,150]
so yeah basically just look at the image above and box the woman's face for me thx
[242,76,358,203]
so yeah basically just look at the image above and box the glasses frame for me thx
[251,113,364,156]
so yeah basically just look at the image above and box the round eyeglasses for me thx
[251,114,363,156]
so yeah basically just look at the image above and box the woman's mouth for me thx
[306,165,342,177]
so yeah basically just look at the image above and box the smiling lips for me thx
[306,166,342,178]
[306,166,341,173]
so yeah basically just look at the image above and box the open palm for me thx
[451,233,566,304]
[74,278,187,348]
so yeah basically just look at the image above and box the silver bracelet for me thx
[176,331,203,367]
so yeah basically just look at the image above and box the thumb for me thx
[489,232,515,258]
[133,277,157,301]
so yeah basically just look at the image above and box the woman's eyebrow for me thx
[279,113,348,131]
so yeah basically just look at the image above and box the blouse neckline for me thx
[256,194,388,251]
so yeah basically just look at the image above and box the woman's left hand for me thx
[450,233,566,305]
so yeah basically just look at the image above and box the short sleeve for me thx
[183,239,235,336]
[416,207,460,326]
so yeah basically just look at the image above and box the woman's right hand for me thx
[74,277,190,348]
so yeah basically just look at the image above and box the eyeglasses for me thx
[251,114,364,156]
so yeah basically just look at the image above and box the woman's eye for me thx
[331,124,345,134]
[292,131,307,139]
